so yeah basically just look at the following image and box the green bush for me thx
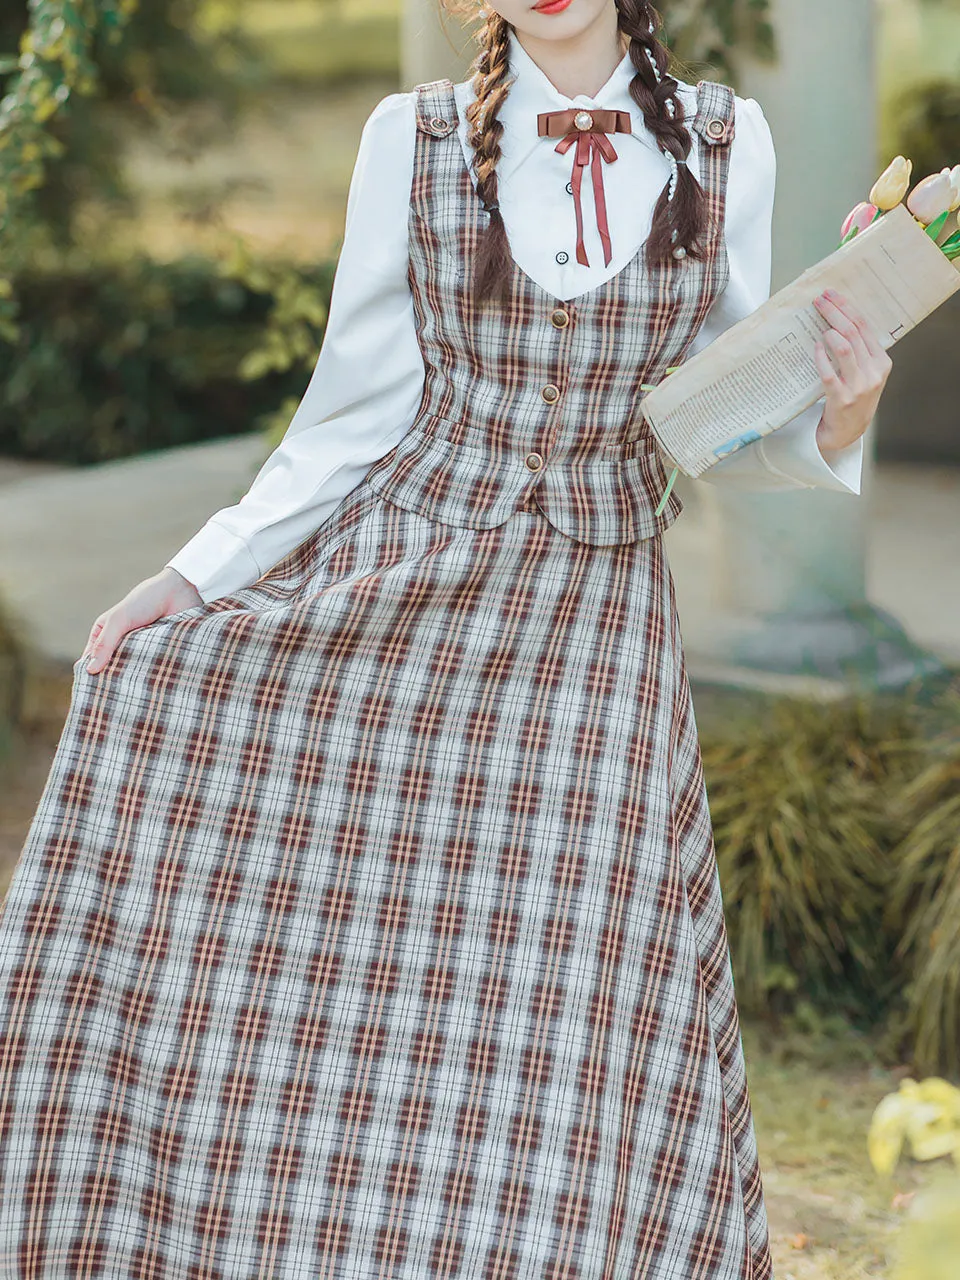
[701,683,960,1077]
[0,253,336,465]
[885,700,960,1077]
[702,696,913,1025]
[0,0,252,252]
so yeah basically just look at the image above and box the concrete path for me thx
[0,437,267,667]
[0,435,957,672]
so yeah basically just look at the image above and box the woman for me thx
[0,1,890,1276]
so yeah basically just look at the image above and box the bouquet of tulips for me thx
[840,156,960,258]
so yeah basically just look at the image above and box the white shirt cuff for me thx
[165,519,263,603]
[757,399,863,495]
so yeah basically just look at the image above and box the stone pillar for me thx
[401,0,471,89]
[680,0,942,693]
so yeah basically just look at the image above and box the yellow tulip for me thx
[868,1089,912,1176]
[869,1077,960,1177]
[870,155,913,210]
[907,172,956,225]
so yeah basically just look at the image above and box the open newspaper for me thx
[640,202,960,478]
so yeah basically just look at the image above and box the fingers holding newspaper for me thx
[812,287,894,452]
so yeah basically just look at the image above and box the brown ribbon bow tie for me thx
[537,107,632,268]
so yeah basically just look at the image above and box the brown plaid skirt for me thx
[0,478,773,1279]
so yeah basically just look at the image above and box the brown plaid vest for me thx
[364,76,737,544]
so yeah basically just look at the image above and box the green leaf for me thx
[925,209,952,240]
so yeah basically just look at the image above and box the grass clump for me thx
[885,688,960,1076]
[700,682,960,1077]
[703,696,912,1023]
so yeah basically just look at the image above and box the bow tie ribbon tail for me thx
[554,130,620,268]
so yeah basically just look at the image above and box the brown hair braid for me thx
[438,2,713,306]
[437,2,515,305]
[616,1,712,270]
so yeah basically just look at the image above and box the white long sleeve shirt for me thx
[166,28,863,604]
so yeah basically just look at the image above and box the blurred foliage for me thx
[0,0,135,338]
[219,238,329,380]
[0,0,253,334]
[0,252,333,463]
[701,684,960,1078]
[867,1075,960,1280]
[891,76,960,181]
[663,0,776,82]
[702,696,912,1024]
[886,701,960,1078]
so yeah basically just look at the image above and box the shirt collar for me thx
[488,26,697,180]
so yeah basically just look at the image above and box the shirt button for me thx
[550,308,570,329]
[555,250,569,265]
[525,452,544,471]
[566,181,574,195]
[541,384,560,404]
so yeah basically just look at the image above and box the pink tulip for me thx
[840,202,880,239]
[906,172,955,225]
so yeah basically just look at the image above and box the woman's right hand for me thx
[82,566,203,675]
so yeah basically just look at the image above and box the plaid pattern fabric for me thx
[0,75,774,1280]
[364,78,736,545]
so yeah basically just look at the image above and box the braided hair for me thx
[439,2,713,305]
[617,2,711,268]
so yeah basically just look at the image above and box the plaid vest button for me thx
[541,384,561,404]
[550,308,570,329]
[525,453,544,471]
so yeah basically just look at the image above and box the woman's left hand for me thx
[812,287,894,452]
